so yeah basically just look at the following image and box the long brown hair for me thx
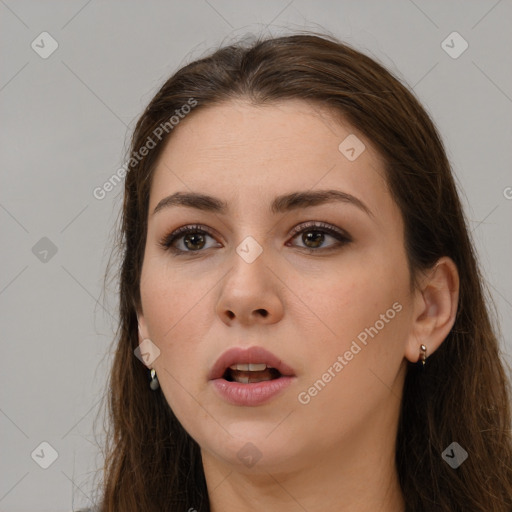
[93,33,512,511]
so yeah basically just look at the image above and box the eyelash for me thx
[159,221,352,256]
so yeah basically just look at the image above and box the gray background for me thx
[1,1,511,510]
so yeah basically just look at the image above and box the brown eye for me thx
[301,230,326,249]
[160,224,220,254]
[288,221,352,252]
[160,221,351,256]
[182,232,207,251]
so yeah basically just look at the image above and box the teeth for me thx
[229,363,249,371]
[249,363,268,371]
[229,363,268,371]
[234,374,274,384]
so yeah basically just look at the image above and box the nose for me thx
[215,244,285,327]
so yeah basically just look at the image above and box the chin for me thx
[199,422,304,473]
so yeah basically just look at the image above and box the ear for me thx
[136,309,154,369]
[136,308,150,341]
[404,256,459,363]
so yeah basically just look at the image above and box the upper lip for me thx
[208,346,296,380]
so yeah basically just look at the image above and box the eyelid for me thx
[158,223,219,250]
[159,220,352,254]
[287,220,352,242]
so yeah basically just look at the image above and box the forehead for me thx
[149,99,391,218]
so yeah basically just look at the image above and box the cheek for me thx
[297,250,410,386]
[139,262,211,379]
[294,291,409,445]
[140,254,210,335]
[305,257,405,335]
[140,269,212,423]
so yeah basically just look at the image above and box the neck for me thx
[202,424,406,512]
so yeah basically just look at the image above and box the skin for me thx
[137,99,459,511]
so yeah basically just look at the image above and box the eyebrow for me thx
[152,189,373,217]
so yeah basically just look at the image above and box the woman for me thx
[92,33,512,511]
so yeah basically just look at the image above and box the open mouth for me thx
[223,363,282,384]
[210,347,295,406]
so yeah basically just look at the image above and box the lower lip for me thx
[210,376,295,406]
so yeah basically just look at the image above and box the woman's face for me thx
[138,99,415,473]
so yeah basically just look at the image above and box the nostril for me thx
[257,309,268,317]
